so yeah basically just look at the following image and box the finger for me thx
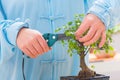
[79,26,97,42]
[37,34,50,52]
[75,21,90,40]
[99,31,106,48]
[22,48,36,58]
[32,39,43,55]
[84,30,102,46]
[27,44,39,57]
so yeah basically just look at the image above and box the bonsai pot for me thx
[60,74,110,80]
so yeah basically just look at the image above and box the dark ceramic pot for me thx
[60,74,110,80]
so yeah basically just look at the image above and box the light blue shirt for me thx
[0,0,120,80]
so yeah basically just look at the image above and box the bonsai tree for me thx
[55,14,114,79]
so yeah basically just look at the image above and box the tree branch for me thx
[84,46,91,56]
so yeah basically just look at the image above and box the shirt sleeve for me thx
[0,19,29,46]
[0,19,29,62]
[88,0,120,29]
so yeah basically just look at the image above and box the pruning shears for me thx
[25,33,71,58]
[43,33,71,47]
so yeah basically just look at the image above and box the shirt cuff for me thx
[6,22,29,46]
[87,4,111,29]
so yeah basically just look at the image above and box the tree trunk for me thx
[77,52,96,78]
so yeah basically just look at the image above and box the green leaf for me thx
[68,21,73,25]
[55,27,61,32]
[91,65,95,69]
[108,46,114,51]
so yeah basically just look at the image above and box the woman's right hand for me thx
[16,28,51,58]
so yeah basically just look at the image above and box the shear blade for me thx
[57,34,71,40]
